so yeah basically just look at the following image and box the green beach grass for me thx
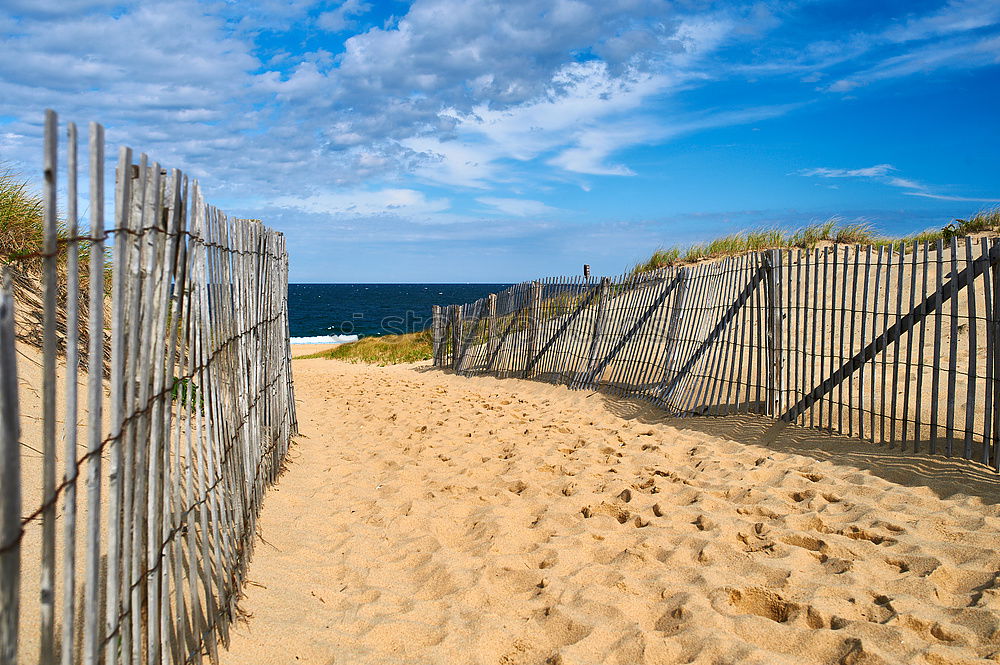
[630,210,1000,274]
[297,330,433,365]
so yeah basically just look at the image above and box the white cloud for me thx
[904,191,1000,202]
[270,188,451,219]
[317,0,372,32]
[797,164,999,202]
[477,197,559,216]
[797,164,896,178]
[880,0,1000,43]
[826,33,1000,93]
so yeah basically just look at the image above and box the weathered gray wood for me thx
[40,108,59,665]
[931,239,944,453]
[983,238,996,465]
[809,248,820,428]
[656,269,689,403]
[824,245,835,430]
[430,234,1000,474]
[674,263,714,413]
[704,257,740,414]
[847,246,860,437]
[5,111,298,665]
[902,241,918,448]
[947,236,959,453]
[965,237,978,459]
[837,246,849,433]
[781,240,1000,424]
[914,241,929,452]
[696,259,735,412]
[890,245,905,445]
[451,305,463,371]
[60,120,81,665]
[729,254,752,415]
[574,277,611,389]
[764,250,783,417]
[82,121,105,665]
[486,294,497,368]
[661,264,764,411]
[0,271,22,665]
[619,272,664,395]
[858,246,872,440]
[431,305,442,365]
[880,246,893,443]
[105,144,133,665]
[992,239,1000,471]
[525,282,542,378]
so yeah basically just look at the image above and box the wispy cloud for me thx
[797,164,1000,202]
[797,164,895,178]
[270,188,451,220]
[476,197,559,216]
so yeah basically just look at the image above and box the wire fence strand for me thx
[0,110,296,665]
[434,240,1000,469]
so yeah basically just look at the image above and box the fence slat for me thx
[965,237,978,459]
[0,272,22,665]
[430,233,1000,474]
[0,111,297,665]
[82,121,105,665]
[40,108,59,665]
[60,121,80,665]
[947,237,959,454]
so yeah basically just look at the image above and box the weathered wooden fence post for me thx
[657,267,689,408]
[0,271,21,665]
[486,294,497,368]
[525,281,542,378]
[451,304,463,371]
[575,277,610,388]
[764,249,784,418]
[431,305,442,367]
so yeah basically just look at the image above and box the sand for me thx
[217,356,1000,665]
[291,343,344,357]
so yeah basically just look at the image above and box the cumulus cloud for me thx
[1,0,993,269]
[316,0,372,32]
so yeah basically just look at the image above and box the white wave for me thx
[289,335,359,344]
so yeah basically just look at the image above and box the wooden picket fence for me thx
[433,239,1000,468]
[0,111,297,664]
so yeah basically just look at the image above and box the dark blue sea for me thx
[288,283,511,343]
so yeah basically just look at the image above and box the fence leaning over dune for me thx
[0,110,297,665]
[433,241,1000,470]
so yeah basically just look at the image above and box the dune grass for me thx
[1,167,102,277]
[1,168,46,260]
[298,330,433,365]
[632,210,1000,274]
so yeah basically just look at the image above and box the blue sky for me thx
[1,0,998,282]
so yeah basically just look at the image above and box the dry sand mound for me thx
[219,354,1000,665]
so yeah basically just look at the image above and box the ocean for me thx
[288,283,512,343]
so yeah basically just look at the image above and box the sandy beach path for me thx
[219,357,1000,665]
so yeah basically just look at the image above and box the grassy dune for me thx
[298,330,433,365]
[631,211,1000,274]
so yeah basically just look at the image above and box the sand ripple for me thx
[220,359,1000,665]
